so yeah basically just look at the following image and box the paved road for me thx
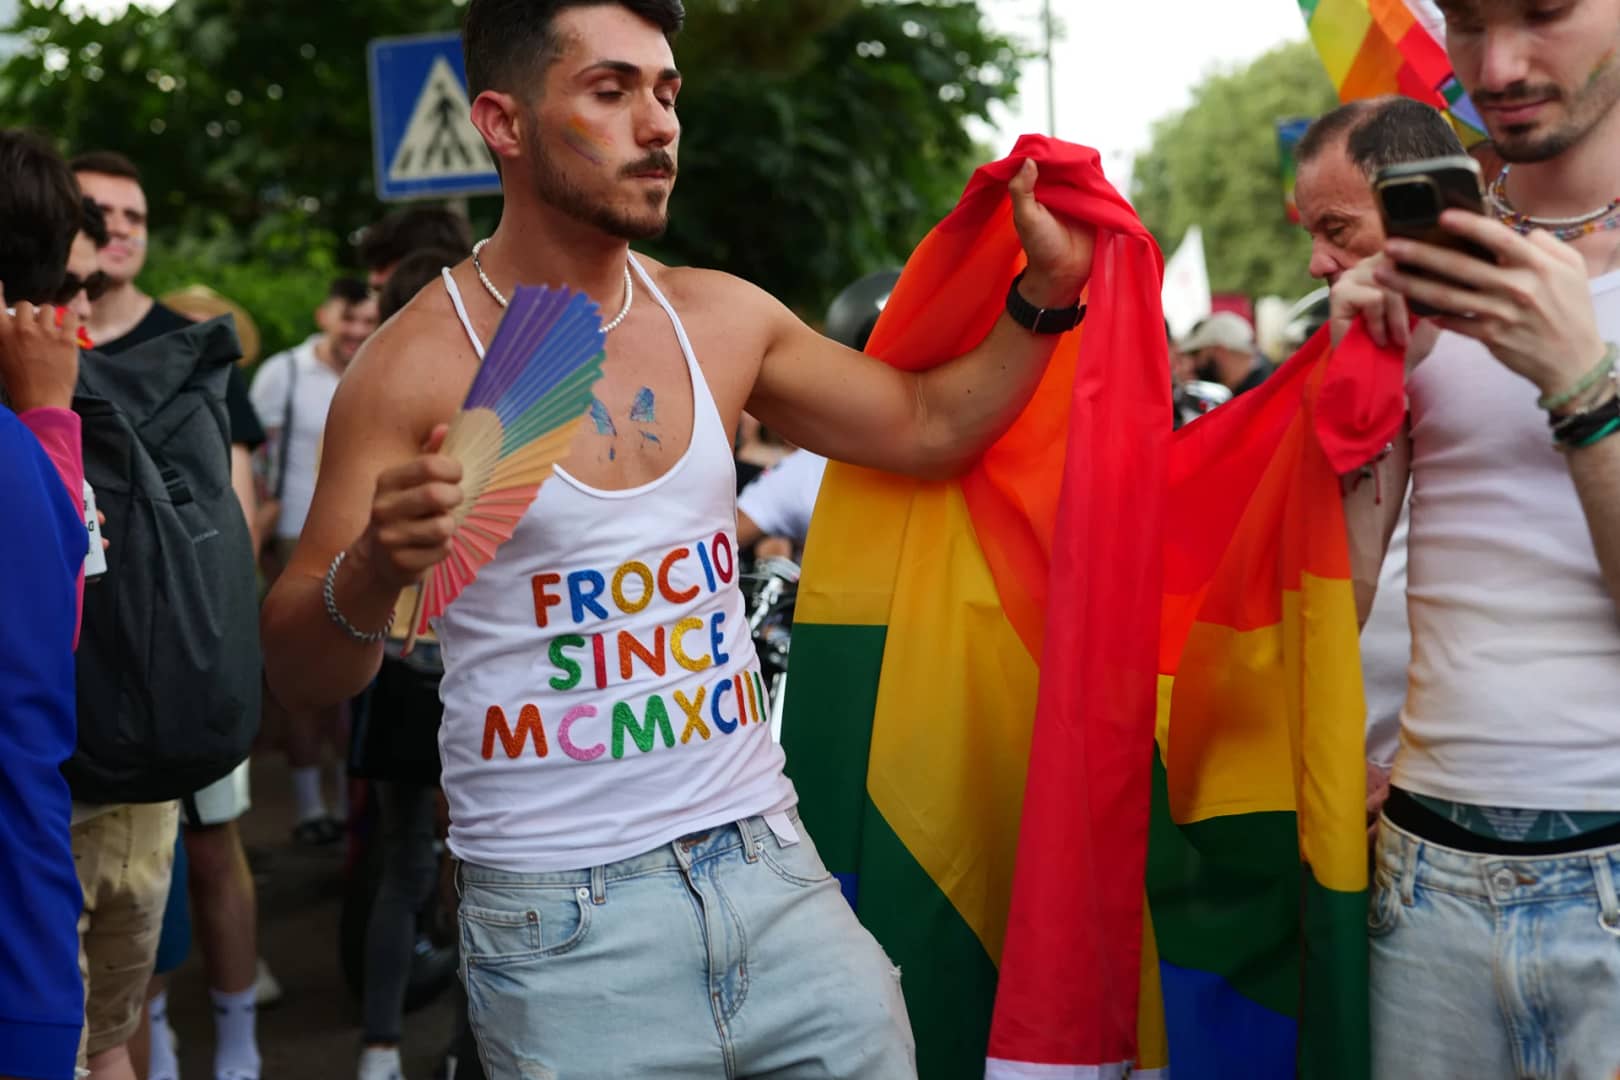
[165,755,458,1080]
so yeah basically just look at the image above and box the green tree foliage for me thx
[1,0,1021,357]
[1130,40,1338,302]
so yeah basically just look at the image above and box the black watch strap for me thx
[1006,270,1085,335]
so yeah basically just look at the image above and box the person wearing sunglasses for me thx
[56,197,110,346]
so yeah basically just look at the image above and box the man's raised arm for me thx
[747,160,1096,479]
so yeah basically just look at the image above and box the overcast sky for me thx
[983,0,1309,191]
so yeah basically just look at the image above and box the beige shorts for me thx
[72,800,179,1064]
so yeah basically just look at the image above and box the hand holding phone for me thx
[1374,156,1496,316]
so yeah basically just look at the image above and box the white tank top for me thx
[1395,270,1620,811]
[434,257,796,872]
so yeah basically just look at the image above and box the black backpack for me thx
[66,316,262,803]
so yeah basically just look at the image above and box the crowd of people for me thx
[4,0,1620,1076]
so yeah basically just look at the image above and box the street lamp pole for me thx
[1043,0,1056,135]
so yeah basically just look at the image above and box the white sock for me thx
[358,1046,403,1080]
[290,765,326,824]
[149,990,180,1080]
[332,766,349,823]
[210,986,261,1080]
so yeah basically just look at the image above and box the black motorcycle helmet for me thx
[825,267,903,352]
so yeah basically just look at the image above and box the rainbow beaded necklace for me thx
[1489,166,1620,240]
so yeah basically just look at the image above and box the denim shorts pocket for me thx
[758,830,835,889]
[460,886,593,967]
[1367,870,1402,939]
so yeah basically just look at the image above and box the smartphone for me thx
[1373,156,1496,316]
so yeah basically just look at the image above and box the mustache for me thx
[1474,82,1561,107]
[620,150,676,178]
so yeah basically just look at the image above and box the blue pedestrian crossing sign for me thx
[367,32,501,202]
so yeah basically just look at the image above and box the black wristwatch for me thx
[1006,270,1085,334]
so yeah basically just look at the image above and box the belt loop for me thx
[739,817,760,863]
[1590,852,1620,935]
[591,864,607,906]
[453,859,466,901]
[1399,832,1420,906]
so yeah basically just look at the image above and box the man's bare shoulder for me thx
[642,260,786,320]
[334,280,481,441]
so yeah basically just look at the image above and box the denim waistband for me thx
[457,810,798,893]
[1379,813,1620,917]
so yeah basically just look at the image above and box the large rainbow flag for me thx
[1300,0,1486,145]
[786,135,1408,1075]
[784,134,1171,1079]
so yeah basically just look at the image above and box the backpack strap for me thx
[156,459,193,506]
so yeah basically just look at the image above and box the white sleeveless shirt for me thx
[434,257,796,872]
[1395,270,1620,811]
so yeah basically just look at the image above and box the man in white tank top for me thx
[1331,2,1620,1074]
[261,2,1096,1075]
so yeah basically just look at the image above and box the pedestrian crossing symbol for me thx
[368,33,501,202]
[389,57,491,183]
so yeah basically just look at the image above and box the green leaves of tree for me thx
[1,0,1021,358]
[1131,41,1338,303]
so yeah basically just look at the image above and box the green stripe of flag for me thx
[784,621,998,1079]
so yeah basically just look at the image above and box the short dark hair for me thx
[1298,96,1465,178]
[377,248,462,322]
[327,277,371,306]
[357,208,473,272]
[70,149,141,183]
[81,196,108,248]
[0,130,85,304]
[463,0,685,100]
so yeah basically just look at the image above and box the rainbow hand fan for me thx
[405,285,606,649]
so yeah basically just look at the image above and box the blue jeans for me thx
[1371,816,1620,1079]
[457,812,916,1078]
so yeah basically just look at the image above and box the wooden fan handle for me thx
[401,582,427,656]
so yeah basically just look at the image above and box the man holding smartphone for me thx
[1333,2,1620,1074]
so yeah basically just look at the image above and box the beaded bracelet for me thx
[1550,376,1619,433]
[1539,342,1619,412]
[323,550,395,644]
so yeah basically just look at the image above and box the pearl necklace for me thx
[470,238,634,333]
[1488,166,1620,241]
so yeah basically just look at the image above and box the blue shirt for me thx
[0,403,86,1078]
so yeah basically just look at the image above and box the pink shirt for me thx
[19,407,84,647]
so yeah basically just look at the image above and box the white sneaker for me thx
[252,958,283,1008]
[358,1046,404,1080]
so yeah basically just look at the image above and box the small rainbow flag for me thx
[1279,117,1313,223]
[1300,0,1486,145]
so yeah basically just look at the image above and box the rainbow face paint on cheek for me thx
[562,115,613,166]
[1589,47,1617,90]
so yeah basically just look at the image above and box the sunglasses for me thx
[54,269,112,306]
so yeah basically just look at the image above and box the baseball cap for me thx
[1177,311,1255,354]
